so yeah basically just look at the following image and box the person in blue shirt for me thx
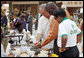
[13,14,20,29]
[20,15,27,31]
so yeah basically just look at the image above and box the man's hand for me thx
[34,42,42,48]
[59,47,69,53]
[77,34,82,43]
[34,41,39,47]
[59,36,67,53]
[37,43,42,48]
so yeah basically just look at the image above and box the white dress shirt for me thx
[37,15,54,49]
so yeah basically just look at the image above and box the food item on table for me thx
[51,54,59,57]
[20,49,26,53]
[30,47,40,54]
[12,50,21,55]
[19,41,27,45]
[34,54,38,57]
[8,54,15,57]
[12,50,20,53]
[27,50,35,57]
[31,51,35,54]
[40,50,48,54]
[41,47,49,51]
[30,41,33,44]
[38,54,48,57]
[27,50,35,54]
[30,46,38,50]
[19,53,29,57]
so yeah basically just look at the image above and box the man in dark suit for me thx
[1,14,8,27]
[27,11,33,35]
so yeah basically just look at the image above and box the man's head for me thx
[45,2,58,15]
[39,3,46,14]
[53,8,66,23]
[20,14,25,20]
[13,14,18,19]
[28,11,30,15]
[39,3,50,19]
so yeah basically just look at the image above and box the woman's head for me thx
[15,21,24,33]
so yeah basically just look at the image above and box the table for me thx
[8,43,52,57]
[5,34,24,45]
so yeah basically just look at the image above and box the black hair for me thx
[13,14,18,17]
[15,21,24,29]
[53,8,66,19]
[17,12,21,17]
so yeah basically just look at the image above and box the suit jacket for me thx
[27,15,33,34]
[1,15,8,27]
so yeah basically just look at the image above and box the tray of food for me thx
[8,41,56,57]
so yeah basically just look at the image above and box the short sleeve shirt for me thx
[57,17,81,47]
